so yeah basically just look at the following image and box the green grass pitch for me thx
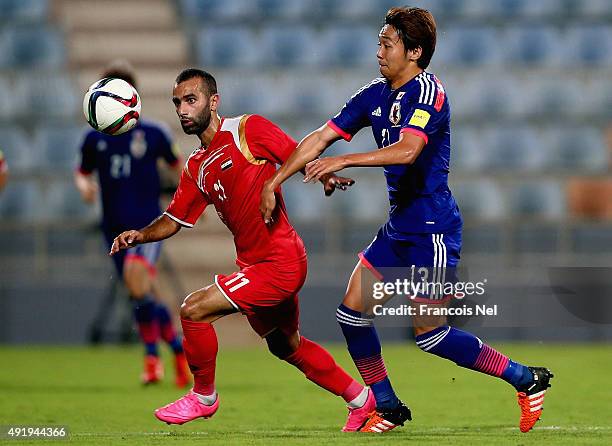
[0,343,610,445]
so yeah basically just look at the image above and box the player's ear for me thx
[209,93,220,112]
[408,46,422,63]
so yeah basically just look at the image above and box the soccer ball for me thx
[83,78,141,135]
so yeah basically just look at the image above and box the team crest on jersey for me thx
[220,158,233,171]
[130,130,147,158]
[389,102,402,126]
[96,140,107,151]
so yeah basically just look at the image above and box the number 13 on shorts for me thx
[223,272,250,293]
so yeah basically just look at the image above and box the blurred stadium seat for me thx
[435,27,502,67]
[42,179,97,221]
[344,176,390,222]
[451,179,506,220]
[180,0,255,21]
[0,179,39,221]
[520,77,585,119]
[503,26,563,67]
[0,0,48,23]
[508,180,566,219]
[33,125,84,171]
[217,73,280,117]
[561,0,612,18]
[319,26,379,67]
[571,223,612,253]
[196,27,259,67]
[451,127,487,173]
[544,127,608,172]
[0,127,33,173]
[260,26,320,66]
[481,127,548,172]
[253,0,306,20]
[282,178,329,223]
[566,25,612,67]
[18,74,79,119]
[0,76,16,119]
[3,26,65,69]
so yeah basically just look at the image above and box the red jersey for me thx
[165,114,306,267]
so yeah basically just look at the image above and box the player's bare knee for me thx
[125,279,147,298]
[124,264,151,297]
[180,292,205,321]
[180,285,221,322]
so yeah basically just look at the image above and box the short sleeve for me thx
[328,80,375,141]
[400,76,448,144]
[77,131,98,175]
[245,115,298,164]
[164,165,209,227]
[157,124,182,167]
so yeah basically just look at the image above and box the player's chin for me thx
[181,123,198,134]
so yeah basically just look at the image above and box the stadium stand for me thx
[0,1,610,346]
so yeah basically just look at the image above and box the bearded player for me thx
[111,69,375,430]
[261,7,553,433]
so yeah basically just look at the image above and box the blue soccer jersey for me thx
[329,72,462,235]
[78,118,181,232]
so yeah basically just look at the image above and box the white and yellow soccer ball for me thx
[83,78,141,135]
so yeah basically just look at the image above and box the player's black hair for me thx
[175,68,218,96]
[102,59,137,89]
[384,7,437,69]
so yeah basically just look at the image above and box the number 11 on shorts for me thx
[224,272,250,293]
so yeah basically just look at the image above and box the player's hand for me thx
[304,156,347,183]
[81,182,98,203]
[320,173,355,196]
[259,182,277,226]
[75,174,98,203]
[109,230,143,255]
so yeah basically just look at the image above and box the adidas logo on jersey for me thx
[372,107,382,117]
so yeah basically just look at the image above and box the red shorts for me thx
[214,258,307,337]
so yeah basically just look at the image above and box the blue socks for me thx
[131,295,159,357]
[155,302,183,353]
[336,304,400,409]
[415,326,532,390]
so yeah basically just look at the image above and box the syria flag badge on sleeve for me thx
[221,157,233,171]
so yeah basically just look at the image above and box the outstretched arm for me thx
[303,131,426,182]
[109,214,181,255]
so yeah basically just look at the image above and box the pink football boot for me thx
[154,391,219,425]
[342,387,376,432]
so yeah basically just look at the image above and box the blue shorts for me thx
[103,229,162,278]
[360,223,462,301]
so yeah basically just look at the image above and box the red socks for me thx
[180,323,362,403]
[181,318,218,395]
[285,336,363,403]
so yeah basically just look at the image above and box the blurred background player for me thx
[110,69,371,429]
[74,60,190,387]
[0,149,8,192]
[261,7,553,433]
